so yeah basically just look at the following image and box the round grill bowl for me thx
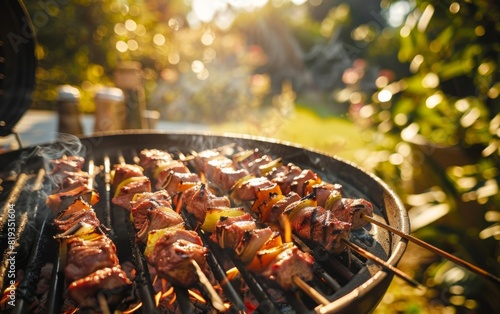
[0,131,409,313]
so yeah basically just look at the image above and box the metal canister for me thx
[93,87,125,133]
[56,85,83,135]
[113,61,147,129]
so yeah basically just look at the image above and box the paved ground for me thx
[0,110,209,152]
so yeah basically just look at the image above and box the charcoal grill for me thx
[0,1,410,312]
[0,131,410,313]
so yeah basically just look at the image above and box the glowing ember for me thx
[154,291,162,307]
[122,302,143,313]
[188,289,207,303]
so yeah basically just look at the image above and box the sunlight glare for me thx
[378,89,393,102]
[125,19,137,32]
[425,93,442,109]
[192,0,221,23]
[116,40,128,52]
[153,34,166,46]
[127,39,138,51]
[191,60,205,73]
[387,1,411,27]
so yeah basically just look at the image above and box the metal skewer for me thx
[340,238,423,288]
[362,214,500,285]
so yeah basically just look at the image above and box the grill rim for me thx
[0,130,410,314]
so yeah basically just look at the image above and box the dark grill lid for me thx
[0,0,36,137]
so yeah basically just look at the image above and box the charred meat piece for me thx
[53,198,99,233]
[203,155,233,179]
[246,154,273,175]
[261,246,314,290]
[46,185,100,213]
[182,184,231,223]
[232,177,277,202]
[130,190,172,210]
[210,213,274,263]
[130,191,175,232]
[268,164,302,194]
[112,164,145,187]
[64,235,119,282]
[212,166,248,193]
[59,171,90,191]
[53,209,101,233]
[66,266,132,310]
[155,160,190,182]
[268,191,301,223]
[139,148,173,173]
[285,205,351,254]
[112,177,151,209]
[193,148,222,173]
[50,156,85,176]
[328,198,374,229]
[149,229,210,287]
[231,149,261,170]
[289,169,320,197]
[135,208,184,243]
[156,171,200,197]
[314,183,343,208]
[210,213,257,249]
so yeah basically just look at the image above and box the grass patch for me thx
[209,105,366,161]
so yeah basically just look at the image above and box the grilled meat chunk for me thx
[182,184,231,223]
[286,205,351,254]
[246,154,273,175]
[112,177,151,209]
[139,148,173,173]
[46,185,100,213]
[210,213,257,249]
[64,235,119,282]
[50,156,85,177]
[267,164,302,195]
[66,267,132,310]
[157,171,200,197]
[328,197,374,229]
[53,209,101,233]
[313,183,343,208]
[193,148,222,172]
[149,229,210,287]
[268,191,301,223]
[261,246,314,290]
[232,177,276,202]
[155,160,190,185]
[135,207,184,243]
[130,190,172,210]
[112,164,145,186]
[59,171,90,191]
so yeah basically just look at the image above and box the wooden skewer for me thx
[340,238,423,288]
[191,259,226,312]
[292,275,330,306]
[362,214,500,285]
[97,293,111,314]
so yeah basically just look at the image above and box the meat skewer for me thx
[110,162,227,312]
[191,147,424,288]
[217,147,500,286]
[198,145,500,287]
[46,155,133,312]
[134,149,332,302]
